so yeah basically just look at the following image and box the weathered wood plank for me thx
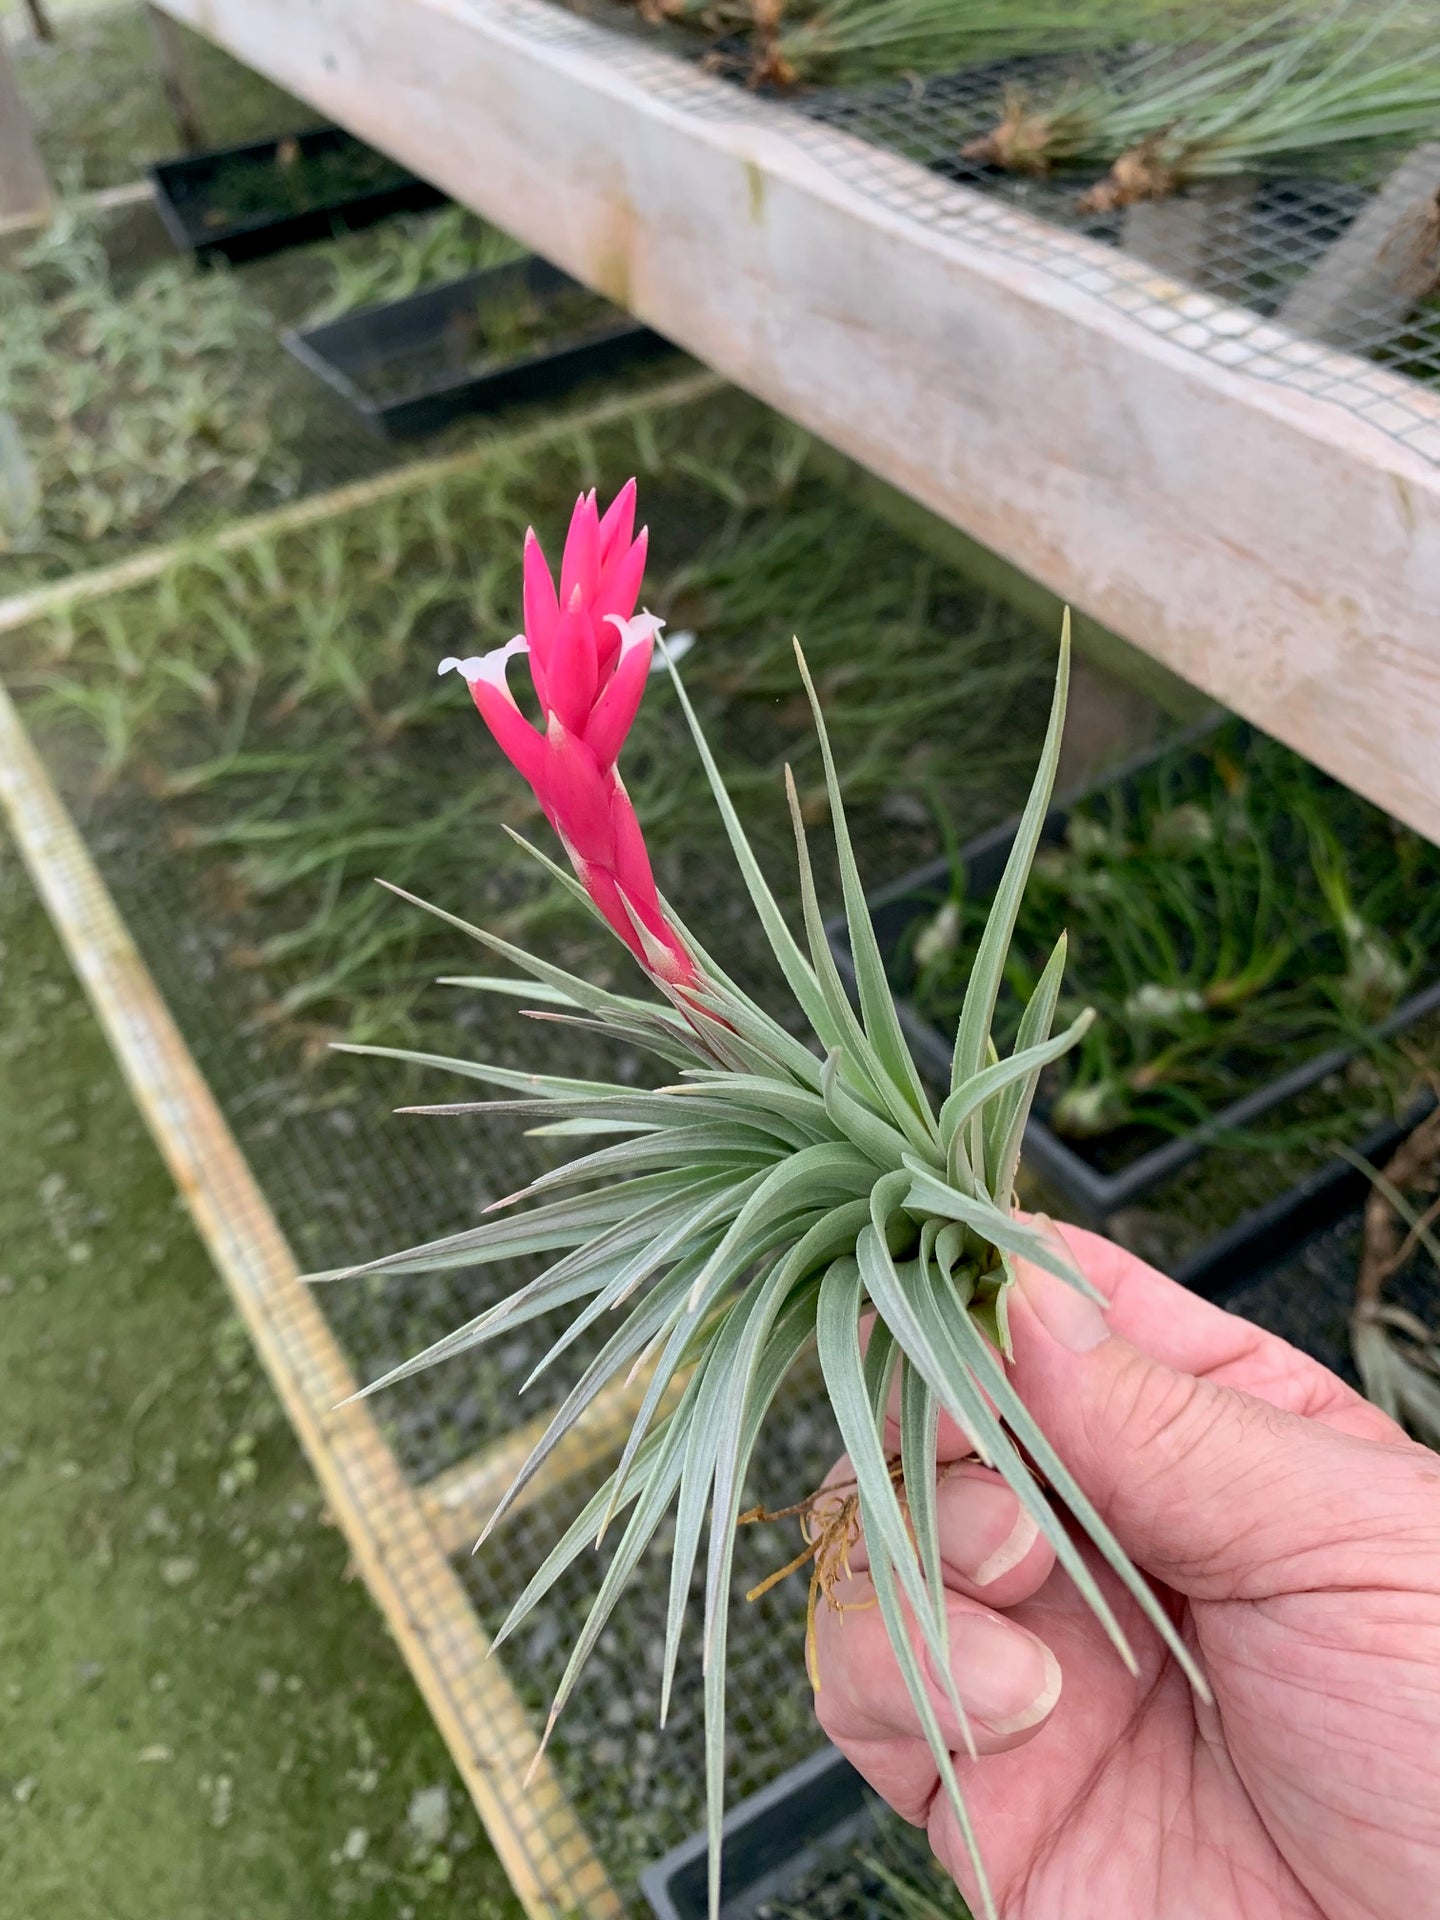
[147,0,1440,841]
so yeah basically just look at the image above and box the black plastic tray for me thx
[281,255,677,440]
[148,126,446,266]
[640,1747,876,1920]
[828,726,1440,1300]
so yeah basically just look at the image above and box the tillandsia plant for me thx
[320,483,1209,1919]
[963,0,1440,212]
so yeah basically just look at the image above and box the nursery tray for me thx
[641,1748,876,1920]
[829,729,1440,1300]
[148,126,447,266]
[282,256,677,440]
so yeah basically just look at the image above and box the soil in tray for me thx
[907,718,1440,1181]
[177,137,416,233]
[349,284,625,405]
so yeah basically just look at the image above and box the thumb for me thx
[1007,1256,1425,1601]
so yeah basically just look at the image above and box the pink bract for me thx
[440,481,697,987]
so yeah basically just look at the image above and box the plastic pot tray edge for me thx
[147,125,446,266]
[281,255,676,440]
[640,1747,875,1920]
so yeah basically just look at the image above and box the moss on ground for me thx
[0,826,524,1919]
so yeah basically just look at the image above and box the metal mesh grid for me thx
[520,3,1440,459]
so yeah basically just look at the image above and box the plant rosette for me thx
[317,483,1209,1919]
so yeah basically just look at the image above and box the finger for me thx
[1006,1252,1440,1598]
[1036,1219,1396,1439]
[832,1456,1057,1607]
[812,1568,1062,1804]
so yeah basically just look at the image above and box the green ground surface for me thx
[0,828,524,1920]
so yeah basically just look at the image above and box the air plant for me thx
[320,483,1209,1919]
[767,0,1190,91]
[1347,1094,1440,1450]
[963,2,1440,212]
[634,0,1197,89]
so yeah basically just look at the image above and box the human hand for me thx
[811,1225,1440,1920]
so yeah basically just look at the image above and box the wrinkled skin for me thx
[812,1226,1440,1920]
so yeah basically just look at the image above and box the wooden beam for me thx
[0,675,624,1920]
[147,0,1440,841]
[0,35,50,221]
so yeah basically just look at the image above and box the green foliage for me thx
[907,720,1440,1158]
[303,205,526,325]
[332,624,1207,1920]
[0,214,298,577]
[21,392,1050,1052]
[964,1,1440,203]
[10,3,307,192]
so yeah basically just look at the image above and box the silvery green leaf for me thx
[951,619,1070,1185]
[490,1405,685,1649]
[790,642,936,1136]
[900,1158,1101,1301]
[899,1356,946,1642]
[939,1004,1092,1185]
[318,1172,695,1283]
[815,1261,992,1919]
[657,646,848,1057]
[478,1254,708,1544]
[437,974,581,1005]
[815,1254,973,1754]
[820,1050,920,1172]
[331,1039,636,1101]
[988,933,1068,1206]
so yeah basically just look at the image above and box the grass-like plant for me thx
[638,0,1211,89]
[963,1,1440,210]
[906,721,1440,1154]
[0,210,296,581]
[23,396,1048,1052]
[322,484,1208,1918]
[303,205,524,325]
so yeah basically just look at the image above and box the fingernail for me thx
[925,1612,1062,1738]
[1017,1256,1108,1353]
[939,1473,1039,1588]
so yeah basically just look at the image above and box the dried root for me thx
[1352,1088,1440,1449]
[961,89,1060,175]
[1078,135,1181,215]
[739,1465,896,1686]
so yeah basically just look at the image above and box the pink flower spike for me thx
[565,857,648,965]
[597,478,637,564]
[608,771,664,921]
[545,594,599,734]
[541,716,615,866]
[594,527,649,669]
[586,612,663,768]
[559,491,602,606]
[522,529,559,667]
[441,642,546,789]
